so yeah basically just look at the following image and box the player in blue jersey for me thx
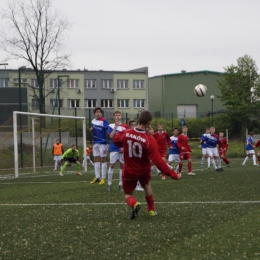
[167,128,180,173]
[198,128,211,169]
[242,132,258,166]
[107,111,128,192]
[204,127,223,172]
[90,107,109,185]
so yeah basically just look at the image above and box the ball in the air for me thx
[194,84,207,97]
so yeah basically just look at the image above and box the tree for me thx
[0,0,70,114]
[217,54,260,136]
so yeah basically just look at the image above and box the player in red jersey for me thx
[254,138,260,165]
[218,132,230,167]
[153,123,172,180]
[114,110,182,220]
[177,126,195,176]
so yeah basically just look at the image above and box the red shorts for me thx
[123,171,151,194]
[180,152,191,160]
[220,151,226,156]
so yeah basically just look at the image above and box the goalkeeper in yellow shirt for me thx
[59,144,81,176]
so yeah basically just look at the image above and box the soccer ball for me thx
[194,84,207,97]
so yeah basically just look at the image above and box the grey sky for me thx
[2,0,260,77]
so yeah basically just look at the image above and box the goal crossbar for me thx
[13,111,87,178]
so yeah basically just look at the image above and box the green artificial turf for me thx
[0,159,259,259]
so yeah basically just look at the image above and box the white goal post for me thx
[13,111,87,178]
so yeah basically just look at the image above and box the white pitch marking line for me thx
[0,201,259,207]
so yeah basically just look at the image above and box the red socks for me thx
[178,163,183,173]
[223,157,230,165]
[188,162,192,172]
[145,194,154,211]
[126,196,137,208]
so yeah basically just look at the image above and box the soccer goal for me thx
[13,111,87,178]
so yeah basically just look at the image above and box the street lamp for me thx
[18,66,29,168]
[57,75,69,141]
[210,95,214,125]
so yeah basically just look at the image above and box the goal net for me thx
[7,111,87,178]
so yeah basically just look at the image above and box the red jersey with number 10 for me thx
[113,128,178,179]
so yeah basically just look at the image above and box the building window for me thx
[117,80,128,89]
[32,99,40,109]
[133,99,145,108]
[84,99,97,108]
[67,99,80,108]
[68,79,79,88]
[14,78,27,84]
[102,79,113,89]
[101,99,113,108]
[133,80,144,89]
[31,79,39,88]
[117,99,129,108]
[50,99,63,108]
[0,78,9,88]
[85,79,96,89]
[50,79,60,88]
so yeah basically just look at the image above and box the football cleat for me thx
[118,185,123,191]
[201,163,204,169]
[216,168,221,172]
[149,210,158,217]
[107,185,112,192]
[242,164,246,166]
[188,172,196,176]
[161,174,166,180]
[254,164,259,166]
[135,186,144,191]
[76,172,82,175]
[219,168,224,171]
[227,164,230,167]
[59,172,63,176]
[99,178,106,185]
[129,202,141,220]
[90,177,100,184]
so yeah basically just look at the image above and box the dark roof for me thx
[149,70,224,79]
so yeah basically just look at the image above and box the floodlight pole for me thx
[57,75,69,141]
[18,66,27,168]
[210,95,214,125]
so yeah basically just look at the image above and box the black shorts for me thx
[63,157,78,163]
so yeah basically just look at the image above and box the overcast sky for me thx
[2,0,260,77]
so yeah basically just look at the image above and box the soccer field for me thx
[0,159,260,259]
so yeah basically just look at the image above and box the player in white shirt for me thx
[107,111,128,192]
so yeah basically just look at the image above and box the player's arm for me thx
[113,131,124,147]
[166,133,172,148]
[148,138,181,180]
[61,145,64,154]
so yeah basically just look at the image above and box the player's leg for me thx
[257,150,260,165]
[60,159,69,176]
[99,144,108,184]
[214,148,222,171]
[207,148,217,170]
[107,152,117,191]
[91,144,101,183]
[221,152,230,166]
[140,175,156,216]
[75,159,81,175]
[54,156,58,170]
[87,156,95,166]
[178,153,184,174]
[252,151,257,165]
[187,154,195,175]
[242,151,249,166]
[123,179,141,220]
[161,156,167,180]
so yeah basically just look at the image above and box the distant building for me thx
[0,67,148,122]
[148,70,224,119]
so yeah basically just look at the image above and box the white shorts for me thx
[206,147,219,157]
[54,155,62,161]
[110,152,124,164]
[202,148,207,155]
[168,154,181,163]
[93,144,108,157]
[246,150,255,155]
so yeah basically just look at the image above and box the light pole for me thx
[210,95,214,125]
[18,66,27,168]
[57,75,69,141]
